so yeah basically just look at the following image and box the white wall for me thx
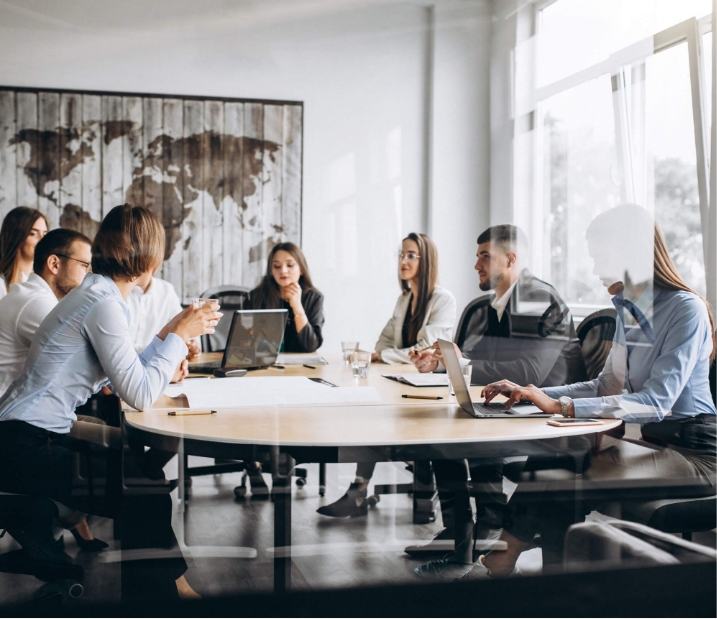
[0,0,491,354]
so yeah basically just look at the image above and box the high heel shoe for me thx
[70,528,109,552]
[316,482,368,518]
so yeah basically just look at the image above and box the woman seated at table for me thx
[0,203,222,600]
[246,242,324,353]
[0,206,48,300]
[318,232,456,518]
[459,204,716,580]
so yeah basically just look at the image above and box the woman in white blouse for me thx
[0,206,48,299]
[319,233,457,518]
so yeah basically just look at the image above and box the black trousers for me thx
[0,420,187,599]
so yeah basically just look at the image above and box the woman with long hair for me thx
[317,232,457,518]
[0,206,49,299]
[0,204,222,600]
[247,242,324,353]
[456,204,716,580]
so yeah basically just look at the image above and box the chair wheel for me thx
[319,485,326,497]
[366,495,380,507]
[234,485,247,498]
[68,582,84,599]
[295,478,306,488]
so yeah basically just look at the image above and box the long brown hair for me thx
[653,224,715,362]
[0,207,49,286]
[400,232,438,345]
[251,242,315,309]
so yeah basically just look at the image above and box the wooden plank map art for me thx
[0,87,303,301]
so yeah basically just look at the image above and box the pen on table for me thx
[402,394,443,400]
[168,410,217,416]
[271,365,285,370]
[303,364,316,369]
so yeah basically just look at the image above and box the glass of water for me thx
[448,363,472,396]
[350,351,371,379]
[342,341,359,364]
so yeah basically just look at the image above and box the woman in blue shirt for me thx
[0,204,222,600]
[463,205,716,579]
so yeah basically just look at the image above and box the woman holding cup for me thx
[318,232,456,518]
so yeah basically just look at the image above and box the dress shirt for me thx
[0,274,188,433]
[0,273,58,396]
[0,271,29,301]
[127,277,184,352]
[376,285,457,364]
[490,279,518,322]
[545,288,715,423]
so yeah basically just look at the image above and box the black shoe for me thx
[70,528,109,552]
[247,465,270,500]
[414,555,474,579]
[404,528,455,557]
[316,483,368,518]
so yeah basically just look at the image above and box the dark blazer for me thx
[246,287,325,353]
[461,269,587,387]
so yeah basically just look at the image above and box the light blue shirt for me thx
[545,288,715,423]
[0,274,187,433]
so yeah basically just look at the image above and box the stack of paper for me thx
[163,376,380,409]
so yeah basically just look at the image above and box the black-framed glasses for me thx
[56,254,92,273]
[398,251,420,262]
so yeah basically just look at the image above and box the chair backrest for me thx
[199,285,252,352]
[575,308,617,381]
[709,356,715,406]
[454,295,493,350]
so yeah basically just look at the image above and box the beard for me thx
[479,271,503,292]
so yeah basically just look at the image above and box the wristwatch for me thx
[559,396,573,417]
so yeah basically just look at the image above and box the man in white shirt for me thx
[127,277,201,357]
[0,228,92,395]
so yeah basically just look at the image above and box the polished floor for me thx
[0,458,713,607]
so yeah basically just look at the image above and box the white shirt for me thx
[0,273,58,396]
[126,277,184,352]
[0,271,29,301]
[490,279,518,322]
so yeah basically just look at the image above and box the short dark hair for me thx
[477,225,529,254]
[33,228,92,274]
[92,204,165,280]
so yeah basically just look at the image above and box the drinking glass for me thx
[448,363,472,396]
[192,297,219,309]
[350,351,371,379]
[342,341,359,364]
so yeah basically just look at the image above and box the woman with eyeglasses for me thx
[0,207,49,300]
[318,232,456,518]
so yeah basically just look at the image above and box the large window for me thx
[519,0,714,314]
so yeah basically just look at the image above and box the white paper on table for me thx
[382,373,449,387]
[163,376,380,409]
[276,354,328,365]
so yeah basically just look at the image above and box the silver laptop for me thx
[437,339,552,418]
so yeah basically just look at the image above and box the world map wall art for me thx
[0,87,303,301]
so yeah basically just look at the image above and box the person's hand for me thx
[187,339,201,360]
[410,349,439,373]
[371,352,381,363]
[158,302,223,343]
[481,380,560,414]
[171,359,189,383]
[281,282,303,312]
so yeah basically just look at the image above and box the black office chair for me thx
[196,285,251,352]
[455,295,493,350]
[575,308,617,380]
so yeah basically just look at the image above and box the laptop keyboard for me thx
[472,402,514,416]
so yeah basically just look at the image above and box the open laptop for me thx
[437,338,552,418]
[189,309,288,374]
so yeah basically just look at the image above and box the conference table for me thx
[123,353,622,592]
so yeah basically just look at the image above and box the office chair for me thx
[455,295,493,350]
[575,308,617,381]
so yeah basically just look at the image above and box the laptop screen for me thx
[437,338,475,415]
[223,309,288,369]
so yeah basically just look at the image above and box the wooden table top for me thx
[124,353,621,447]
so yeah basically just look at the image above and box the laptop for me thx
[189,309,288,374]
[437,338,552,418]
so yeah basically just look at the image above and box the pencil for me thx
[168,410,218,416]
[402,395,443,400]
[303,364,316,369]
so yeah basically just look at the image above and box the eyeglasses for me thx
[398,251,420,262]
[57,254,92,273]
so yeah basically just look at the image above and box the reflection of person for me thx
[127,276,201,358]
[0,207,49,299]
[465,205,716,580]
[0,204,222,599]
[372,233,456,363]
[408,225,586,563]
[319,233,456,518]
[246,242,324,353]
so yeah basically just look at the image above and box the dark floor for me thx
[0,459,714,607]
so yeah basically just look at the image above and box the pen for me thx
[402,394,443,400]
[168,410,217,416]
[272,364,285,370]
[303,364,316,369]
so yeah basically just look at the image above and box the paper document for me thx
[383,373,449,387]
[276,354,328,365]
[163,376,379,409]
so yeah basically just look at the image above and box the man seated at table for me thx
[407,224,586,572]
